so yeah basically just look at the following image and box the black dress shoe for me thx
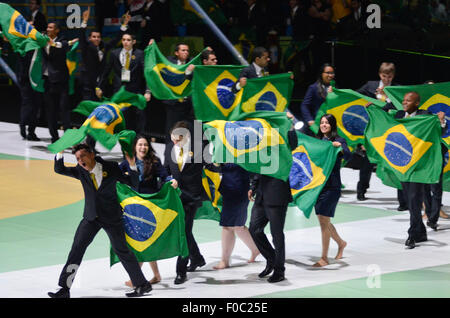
[174,274,187,285]
[48,288,70,298]
[258,265,274,278]
[20,125,26,139]
[187,259,206,272]
[357,193,367,201]
[426,221,438,231]
[125,281,152,297]
[26,133,41,141]
[405,237,415,249]
[397,206,408,211]
[267,272,285,283]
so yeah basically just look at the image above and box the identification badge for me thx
[121,69,131,82]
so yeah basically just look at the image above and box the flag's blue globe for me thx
[384,132,413,167]
[160,67,186,87]
[342,105,369,136]
[255,91,277,111]
[123,204,157,242]
[224,120,263,150]
[216,78,236,110]
[290,152,313,190]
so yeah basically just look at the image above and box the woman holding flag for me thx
[120,134,178,286]
[313,114,351,267]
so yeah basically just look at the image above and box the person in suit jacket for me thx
[163,121,208,285]
[28,0,47,33]
[377,92,446,249]
[97,32,151,133]
[300,63,335,136]
[232,46,270,95]
[247,128,298,283]
[356,62,399,202]
[140,0,163,48]
[313,114,351,267]
[41,22,77,143]
[48,143,152,298]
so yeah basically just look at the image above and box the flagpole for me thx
[188,0,249,66]
[0,56,19,87]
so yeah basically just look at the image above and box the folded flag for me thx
[144,41,205,100]
[29,49,44,92]
[66,41,79,95]
[311,88,386,148]
[195,168,223,222]
[0,3,48,56]
[203,111,293,181]
[364,105,443,184]
[289,131,341,218]
[192,65,245,121]
[110,182,189,265]
[384,81,450,147]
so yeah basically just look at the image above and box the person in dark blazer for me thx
[356,62,399,202]
[140,0,164,48]
[97,32,151,132]
[28,0,47,33]
[377,92,446,249]
[163,121,208,285]
[248,128,298,283]
[16,50,41,141]
[232,46,270,95]
[312,114,351,267]
[300,63,335,136]
[41,22,77,143]
[48,143,152,298]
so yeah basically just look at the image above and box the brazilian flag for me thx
[203,111,293,181]
[384,82,450,148]
[192,65,245,121]
[230,73,294,118]
[0,3,48,56]
[311,88,386,148]
[364,105,443,184]
[144,41,205,100]
[444,148,450,192]
[289,132,341,218]
[110,182,189,265]
[29,49,44,92]
[195,168,222,222]
[66,41,79,96]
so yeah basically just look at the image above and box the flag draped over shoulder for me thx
[195,168,222,221]
[0,3,48,56]
[110,182,189,265]
[203,111,293,181]
[311,88,386,148]
[364,105,443,184]
[192,65,245,121]
[66,41,79,95]
[144,42,204,100]
[384,82,450,147]
[289,132,341,218]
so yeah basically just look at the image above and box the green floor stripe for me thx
[0,153,41,160]
[254,263,450,298]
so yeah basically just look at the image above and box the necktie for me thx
[90,173,98,190]
[125,51,130,70]
[177,148,184,171]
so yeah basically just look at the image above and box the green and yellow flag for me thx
[289,132,341,218]
[192,65,245,121]
[110,182,188,265]
[144,41,205,100]
[384,81,450,148]
[195,168,222,222]
[170,0,227,25]
[443,148,450,192]
[311,88,386,148]
[203,111,293,181]
[66,41,79,96]
[0,3,48,56]
[364,105,443,184]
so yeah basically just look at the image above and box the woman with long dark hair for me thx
[313,114,350,267]
[120,134,178,286]
[300,63,335,136]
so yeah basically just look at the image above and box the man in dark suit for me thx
[248,130,298,283]
[41,22,77,143]
[28,0,47,33]
[163,121,207,285]
[48,143,152,298]
[140,0,164,48]
[232,46,270,94]
[381,92,446,249]
[97,32,150,132]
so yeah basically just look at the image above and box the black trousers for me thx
[357,155,375,195]
[43,79,71,140]
[397,189,408,208]
[58,218,147,289]
[423,171,444,225]
[176,201,204,275]
[249,200,288,275]
[19,81,39,134]
[401,182,427,240]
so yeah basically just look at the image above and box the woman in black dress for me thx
[120,134,178,285]
[213,164,260,270]
[313,114,351,267]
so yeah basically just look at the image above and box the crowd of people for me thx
[3,0,448,299]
